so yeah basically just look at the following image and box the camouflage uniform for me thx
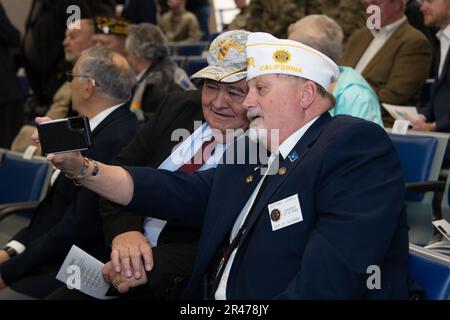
[246,0,322,38]
[227,7,251,31]
[246,0,364,40]
[318,0,366,40]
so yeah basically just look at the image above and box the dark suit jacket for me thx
[0,3,21,106]
[421,40,450,132]
[340,21,432,126]
[122,0,157,24]
[0,105,138,298]
[126,113,409,299]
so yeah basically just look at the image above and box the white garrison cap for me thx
[246,32,340,92]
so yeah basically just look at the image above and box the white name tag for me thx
[267,194,303,231]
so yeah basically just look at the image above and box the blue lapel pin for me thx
[288,151,299,163]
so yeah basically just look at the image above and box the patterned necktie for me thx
[179,136,216,174]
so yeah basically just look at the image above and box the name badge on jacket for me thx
[267,194,303,231]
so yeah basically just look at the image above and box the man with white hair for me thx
[40,33,408,299]
[288,14,383,126]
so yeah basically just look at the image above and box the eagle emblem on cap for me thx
[273,50,291,64]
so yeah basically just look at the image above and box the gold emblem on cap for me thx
[246,175,253,183]
[271,209,281,222]
[247,57,256,68]
[272,50,291,64]
[217,39,245,61]
[278,167,287,176]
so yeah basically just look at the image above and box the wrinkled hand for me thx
[406,114,434,131]
[0,250,10,264]
[111,231,153,279]
[102,261,148,294]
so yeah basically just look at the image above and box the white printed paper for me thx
[433,219,450,242]
[56,245,116,299]
[382,103,419,121]
[391,120,410,135]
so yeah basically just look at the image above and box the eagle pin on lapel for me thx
[246,175,254,183]
[278,167,287,176]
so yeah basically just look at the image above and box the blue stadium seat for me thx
[0,151,53,205]
[389,133,445,244]
[175,43,207,56]
[185,56,208,77]
[409,244,450,300]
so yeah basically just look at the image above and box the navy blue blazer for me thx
[421,41,450,132]
[125,113,409,299]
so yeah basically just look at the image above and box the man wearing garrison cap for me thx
[43,33,409,299]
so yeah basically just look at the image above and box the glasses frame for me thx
[66,71,98,87]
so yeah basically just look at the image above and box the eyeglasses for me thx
[66,71,98,87]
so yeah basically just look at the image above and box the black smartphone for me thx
[38,116,93,155]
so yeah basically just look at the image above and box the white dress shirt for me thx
[7,103,123,255]
[215,117,319,300]
[143,122,233,247]
[437,24,450,78]
[355,16,407,74]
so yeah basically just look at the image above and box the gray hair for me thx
[288,15,344,63]
[125,23,169,61]
[79,47,136,101]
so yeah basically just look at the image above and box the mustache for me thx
[247,109,261,121]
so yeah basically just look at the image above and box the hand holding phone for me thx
[37,116,93,155]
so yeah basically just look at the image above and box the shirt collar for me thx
[89,103,123,131]
[276,116,320,159]
[436,24,450,41]
[371,16,406,37]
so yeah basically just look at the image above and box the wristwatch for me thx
[2,246,18,258]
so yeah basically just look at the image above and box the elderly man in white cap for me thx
[37,33,408,299]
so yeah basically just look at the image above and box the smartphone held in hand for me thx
[38,116,93,155]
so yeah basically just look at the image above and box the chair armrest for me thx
[0,201,38,222]
[405,181,446,193]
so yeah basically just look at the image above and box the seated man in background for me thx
[47,33,409,299]
[340,0,432,127]
[288,14,383,126]
[47,30,250,300]
[158,0,202,44]
[0,48,139,299]
[11,18,96,154]
[125,23,194,122]
[93,16,130,57]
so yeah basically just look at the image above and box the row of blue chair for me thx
[173,55,208,77]
[388,130,450,245]
[0,148,53,221]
